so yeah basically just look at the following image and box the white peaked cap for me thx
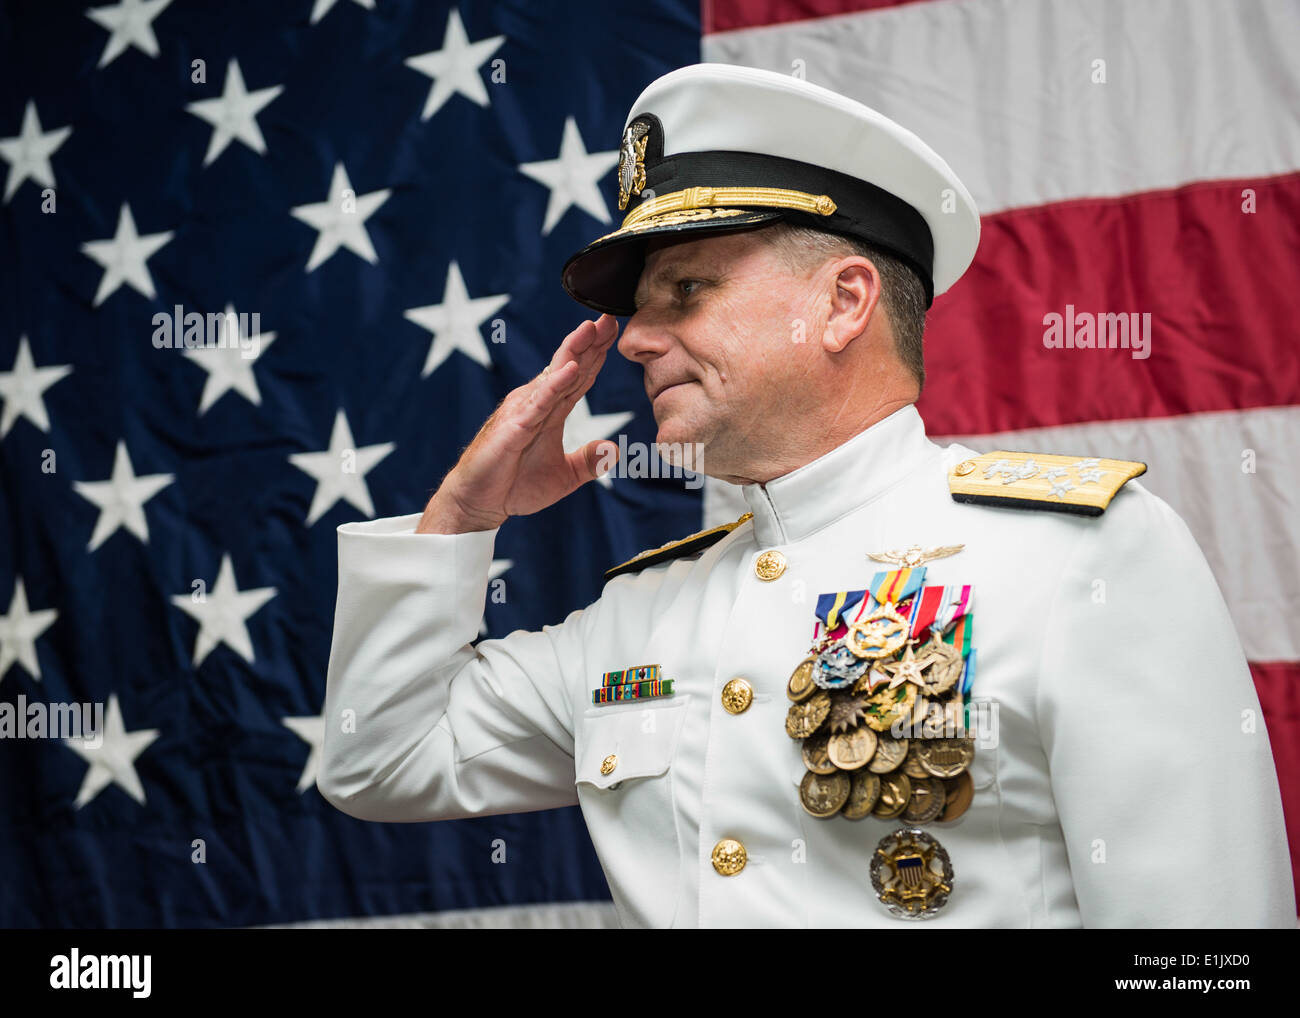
[563,62,981,314]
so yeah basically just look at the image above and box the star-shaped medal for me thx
[828,691,872,732]
[880,640,925,690]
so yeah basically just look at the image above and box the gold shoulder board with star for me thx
[949,451,1146,516]
[604,513,753,582]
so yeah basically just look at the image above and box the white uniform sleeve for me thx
[318,513,594,822]
[1037,484,1295,927]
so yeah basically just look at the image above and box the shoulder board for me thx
[949,451,1145,516]
[604,513,753,582]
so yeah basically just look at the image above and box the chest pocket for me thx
[576,696,689,790]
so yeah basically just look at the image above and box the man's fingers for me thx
[552,344,611,419]
[483,316,618,457]
[548,316,599,372]
[568,439,619,484]
[516,359,580,429]
[547,314,619,381]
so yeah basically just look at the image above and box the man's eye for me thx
[676,278,703,298]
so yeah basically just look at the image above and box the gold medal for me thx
[841,770,881,819]
[801,731,837,775]
[913,636,964,697]
[800,769,851,818]
[870,828,954,919]
[938,771,974,821]
[901,740,931,779]
[871,772,912,819]
[827,726,876,771]
[901,776,947,823]
[916,737,975,778]
[845,605,909,660]
[787,657,817,702]
[868,735,908,774]
[862,680,916,732]
[785,691,831,739]
[876,640,927,690]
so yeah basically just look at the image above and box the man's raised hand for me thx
[416,314,621,534]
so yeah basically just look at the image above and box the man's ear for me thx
[822,258,883,353]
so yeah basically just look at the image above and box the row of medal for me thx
[782,565,977,918]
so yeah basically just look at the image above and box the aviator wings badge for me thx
[868,544,965,568]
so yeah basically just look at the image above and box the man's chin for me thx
[653,417,699,451]
[649,420,698,461]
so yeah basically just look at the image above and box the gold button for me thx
[721,678,753,715]
[599,754,617,776]
[954,459,977,477]
[754,550,786,581]
[711,838,747,876]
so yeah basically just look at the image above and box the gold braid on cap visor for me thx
[620,185,837,229]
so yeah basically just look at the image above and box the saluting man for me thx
[318,64,1294,928]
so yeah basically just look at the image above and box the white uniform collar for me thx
[740,404,941,546]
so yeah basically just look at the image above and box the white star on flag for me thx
[288,409,395,525]
[86,0,173,68]
[0,578,58,684]
[404,261,509,376]
[185,58,283,166]
[290,163,391,272]
[72,440,175,551]
[404,7,506,121]
[0,101,72,203]
[63,694,160,808]
[282,714,326,793]
[182,305,276,414]
[309,0,374,25]
[519,117,619,235]
[0,335,72,437]
[480,558,513,635]
[170,554,277,668]
[563,397,633,490]
[80,203,173,306]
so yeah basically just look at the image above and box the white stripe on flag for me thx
[703,0,1300,213]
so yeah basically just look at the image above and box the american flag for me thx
[1,0,1296,928]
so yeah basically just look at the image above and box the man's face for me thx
[617,227,822,482]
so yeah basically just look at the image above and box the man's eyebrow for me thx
[634,258,684,307]
[644,256,706,289]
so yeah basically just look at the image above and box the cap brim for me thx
[561,208,784,316]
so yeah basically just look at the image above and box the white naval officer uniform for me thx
[318,403,1295,928]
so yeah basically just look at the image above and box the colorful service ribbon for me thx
[602,664,660,687]
[907,584,973,639]
[591,679,673,704]
[867,567,928,609]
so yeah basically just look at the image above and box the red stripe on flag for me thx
[1250,660,1300,914]
[704,0,935,35]
[916,172,1300,436]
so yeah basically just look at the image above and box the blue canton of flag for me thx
[0,0,700,927]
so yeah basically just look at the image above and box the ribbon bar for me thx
[592,679,674,704]
[602,664,661,688]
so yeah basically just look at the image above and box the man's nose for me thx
[616,311,671,364]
